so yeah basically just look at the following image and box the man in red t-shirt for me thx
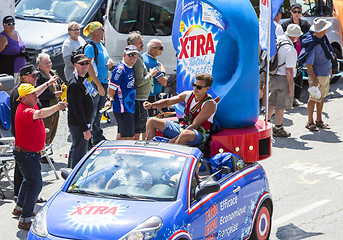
[12,83,67,231]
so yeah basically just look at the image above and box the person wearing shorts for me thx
[299,18,333,131]
[162,121,205,146]
[107,45,139,140]
[126,31,158,140]
[144,73,216,146]
[267,24,302,137]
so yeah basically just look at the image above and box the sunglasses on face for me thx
[192,82,207,90]
[292,10,302,14]
[127,53,138,58]
[27,74,38,78]
[5,22,15,26]
[153,46,164,50]
[78,62,90,66]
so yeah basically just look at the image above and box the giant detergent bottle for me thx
[172,0,259,128]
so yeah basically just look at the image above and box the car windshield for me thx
[67,147,187,201]
[15,0,97,23]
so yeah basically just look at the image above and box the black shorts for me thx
[113,112,134,138]
[134,100,148,134]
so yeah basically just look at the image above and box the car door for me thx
[186,161,264,239]
[186,161,243,239]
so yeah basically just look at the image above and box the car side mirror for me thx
[61,168,73,180]
[195,180,220,201]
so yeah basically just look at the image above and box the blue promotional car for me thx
[28,140,272,240]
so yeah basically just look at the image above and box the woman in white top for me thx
[62,22,86,82]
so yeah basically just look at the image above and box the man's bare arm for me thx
[186,101,216,130]
[285,67,294,97]
[88,58,105,96]
[33,102,67,120]
[143,92,187,110]
[306,63,319,87]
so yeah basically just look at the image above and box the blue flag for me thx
[259,0,284,57]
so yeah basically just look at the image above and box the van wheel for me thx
[249,202,271,240]
[331,48,342,84]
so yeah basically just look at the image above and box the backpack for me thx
[71,41,99,65]
[259,40,292,75]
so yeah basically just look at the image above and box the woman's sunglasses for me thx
[192,82,207,90]
[5,22,15,26]
[292,10,302,14]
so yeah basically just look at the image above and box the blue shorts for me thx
[162,121,204,146]
[114,112,134,138]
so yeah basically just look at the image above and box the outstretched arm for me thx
[143,91,187,110]
[33,101,67,120]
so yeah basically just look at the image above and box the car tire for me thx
[249,202,272,240]
[331,48,342,84]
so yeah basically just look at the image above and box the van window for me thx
[15,0,98,23]
[108,0,176,36]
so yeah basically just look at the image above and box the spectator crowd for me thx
[0,3,339,230]
[261,3,335,137]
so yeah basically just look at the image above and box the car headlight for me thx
[42,44,62,58]
[31,204,49,237]
[119,216,163,240]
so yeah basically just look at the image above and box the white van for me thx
[104,0,177,75]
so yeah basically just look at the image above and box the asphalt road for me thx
[1,77,342,239]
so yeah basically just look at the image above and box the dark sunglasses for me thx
[78,62,90,66]
[153,46,164,50]
[127,53,138,58]
[192,82,207,90]
[292,10,302,14]
[27,74,38,78]
[5,22,15,26]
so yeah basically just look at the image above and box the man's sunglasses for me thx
[192,82,207,90]
[153,46,164,50]
[27,74,38,78]
[78,62,90,66]
[127,53,138,58]
[5,22,15,26]
[292,10,302,14]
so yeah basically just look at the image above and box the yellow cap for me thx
[16,83,38,101]
[83,21,102,36]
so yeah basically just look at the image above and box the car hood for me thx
[46,191,175,239]
[15,19,68,48]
